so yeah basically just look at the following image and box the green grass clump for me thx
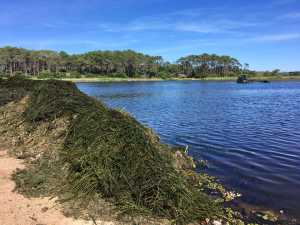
[8,79,223,224]
[12,154,58,197]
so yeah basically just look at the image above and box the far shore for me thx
[30,75,300,83]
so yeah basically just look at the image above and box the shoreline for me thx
[30,76,300,83]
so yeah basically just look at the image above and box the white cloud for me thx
[251,33,300,42]
[0,38,139,50]
[273,0,298,5]
[99,20,170,32]
[281,12,300,19]
[98,12,261,34]
[174,23,220,33]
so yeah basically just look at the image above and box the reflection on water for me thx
[78,80,300,219]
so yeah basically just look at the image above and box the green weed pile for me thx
[3,78,223,224]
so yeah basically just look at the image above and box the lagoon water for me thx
[77,80,300,219]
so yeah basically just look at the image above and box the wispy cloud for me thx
[0,37,139,51]
[280,12,300,19]
[98,10,262,35]
[99,21,221,34]
[166,7,226,17]
[251,33,300,42]
[98,20,170,32]
[0,40,99,49]
[174,22,220,33]
[273,0,298,5]
[147,40,219,55]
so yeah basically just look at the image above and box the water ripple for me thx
[78,80,300,219]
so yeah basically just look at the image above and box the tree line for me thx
[0,46,247,78]
[177,54,242,78]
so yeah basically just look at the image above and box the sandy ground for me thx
[0,149,115,225]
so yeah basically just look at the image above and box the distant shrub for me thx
[111,73,128,78]
[263,69,281,77]
[15,71,25,77]
[37,71,67,79]
[289,71,300,76]
[68,72,82,78]
[158,71,171,79]
[84,73,99,78]
[38,71,54,79]
[245,70,257,77]
[193,73,207,78]
[227,72,237,77]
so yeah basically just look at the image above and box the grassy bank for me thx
[1,77,295,224]
[201,75,300,81]
[0,77,245,224]
[29,75,300,83]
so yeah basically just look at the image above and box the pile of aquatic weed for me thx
[2,77,236,224]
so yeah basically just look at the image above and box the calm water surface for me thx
[77,81,300,218]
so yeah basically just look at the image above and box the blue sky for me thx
[1,0,300,71]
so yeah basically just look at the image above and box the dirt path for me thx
[0,149,115,225]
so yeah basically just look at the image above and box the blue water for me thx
[77,81,300,218]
